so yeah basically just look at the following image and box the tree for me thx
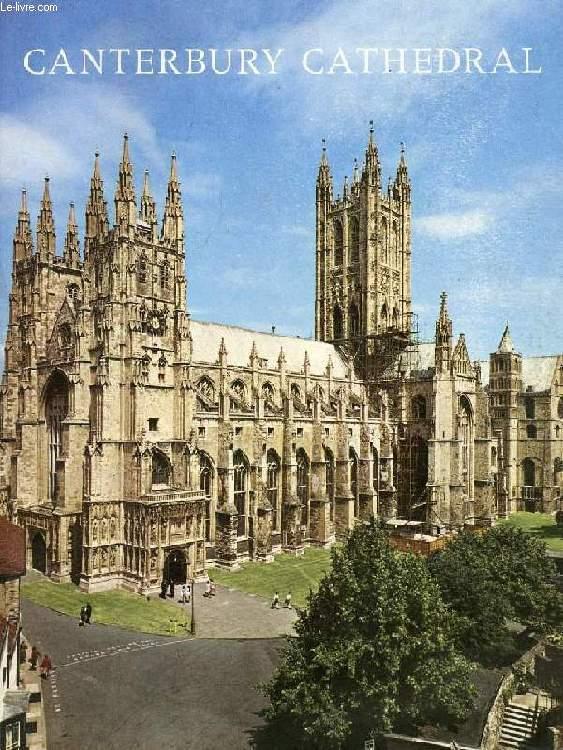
[428,526,562,665]
[261,521,475,749]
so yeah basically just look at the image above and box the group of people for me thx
[26,643,52,679]
[161,576,217,603]
[79,602,93,626]
[271,591,292,609]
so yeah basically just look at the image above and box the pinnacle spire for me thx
[162,151,184,246]
[364,120,380,183]
[352,158,360,185]
[396,140,409,187]
[64,201,80,266]
[37,176,56,258]
[140,169,157,228]
[115,133,136,232]
[85,151,108,249]
[13,188,33,262]
[317,138,332,193]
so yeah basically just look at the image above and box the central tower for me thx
[314,124,412,380]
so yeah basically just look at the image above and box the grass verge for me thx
[498,512,563,552]
[22,580,189,636]
[211,546,333,608]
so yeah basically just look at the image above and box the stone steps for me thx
[499,702,538,750]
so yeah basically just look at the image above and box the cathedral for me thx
[0,128,560,593]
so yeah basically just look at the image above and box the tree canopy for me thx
[428,525,562,664]
[261,521,475,749]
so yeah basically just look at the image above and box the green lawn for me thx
[498,512,563,552]
[212,547,334,608]
[22,580,189,636]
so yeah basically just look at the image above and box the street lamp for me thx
[190,575,196,635]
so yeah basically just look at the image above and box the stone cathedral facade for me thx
[0,129,560,593]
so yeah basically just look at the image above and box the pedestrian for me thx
[39,654,52,680]
[284,591,292,609]
[209,580,216,597]
[79,605,87,626]
[20,640,27,664]
[186,581,191,603]
[181,584,188,604]
[271,592,279,609]
[85,602,92,624]
[160,579,167,599]
[29,645,39,670]
[169,579,175,598]
[204,579,211,597]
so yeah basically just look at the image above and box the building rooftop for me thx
[0,519,26,578]
[480,355,560,392]
[190,319,350,379]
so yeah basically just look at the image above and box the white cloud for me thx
[0,116,77,188]
[417,209,491,239]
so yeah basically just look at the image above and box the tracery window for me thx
[44,371,69,502]
[325,447,335,522]
[334,220,343,267]
[160,262,170,290]
[525,396,535,419]
[349,447,359,517]
[297,448,309,527]
[333,305,343,339]
[411,395,426,420]
[152,450,171,487]
[349,217,360,264]
[349,303,360,337]
[233,450,249,536]
[137,256,148,284]
[267,450,280,531]
[200,452,213,542]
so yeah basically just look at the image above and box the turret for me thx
[316,139,333,200]
[114,133,137,235]
[36,177,56,260]
[435,292,452,374]
[161,152,184,250]
[394,142,411,202]
[63,202,80,267]
[13,189,33,264]
[85,152,108,258]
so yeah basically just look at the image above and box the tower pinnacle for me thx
[161,151,184,247]
[115,133,137,233]
[37,176,56,258]
[140,169,157,230]
[64,201,80,267]
[13,188,33,262]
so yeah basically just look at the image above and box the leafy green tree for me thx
[428,525,562,664]
[261,521,474,749]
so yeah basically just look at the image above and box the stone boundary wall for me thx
[480,641,546,750]
[384,733,478,750]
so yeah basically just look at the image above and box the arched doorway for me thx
[31,532,47,573]
[164,549,187,585]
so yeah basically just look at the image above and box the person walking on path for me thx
[284,591,292,609]
[85,602,92,624]
[181,584,189,604]
[79,605,87,626]
[204,579,211,597]
[271,592,280,609]
[39,654,52,680]
[29,645,40,671]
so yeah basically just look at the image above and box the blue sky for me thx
[0,0,562,359]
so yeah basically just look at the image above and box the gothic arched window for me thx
[297,448,309,527]
[349,217,360,264]
[522,458,535,487]
[525,396,535,419]
[325,447,335,521]
[333,305,344,339]
[526,424,537,439]
[267,449,281,531]
[152,450,171,488]
[44,371,69,502]
[380,303,388,330]
[392,221,399,265]
[349,303,360,337]
[372,447,379,493]
[392,307,399,329]
[558,397,563,419]
[334,220,344,267]
[137,255,148,284]
[381,217,388,263]
[160,262,170,290]
[411,395,426,420]
[349,447,359,517]
[233,450,249,536]
[197,376,215,403]
[200,452,214,542]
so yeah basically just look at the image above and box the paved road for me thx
[171,581,297,638]
[22,600,284,750]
